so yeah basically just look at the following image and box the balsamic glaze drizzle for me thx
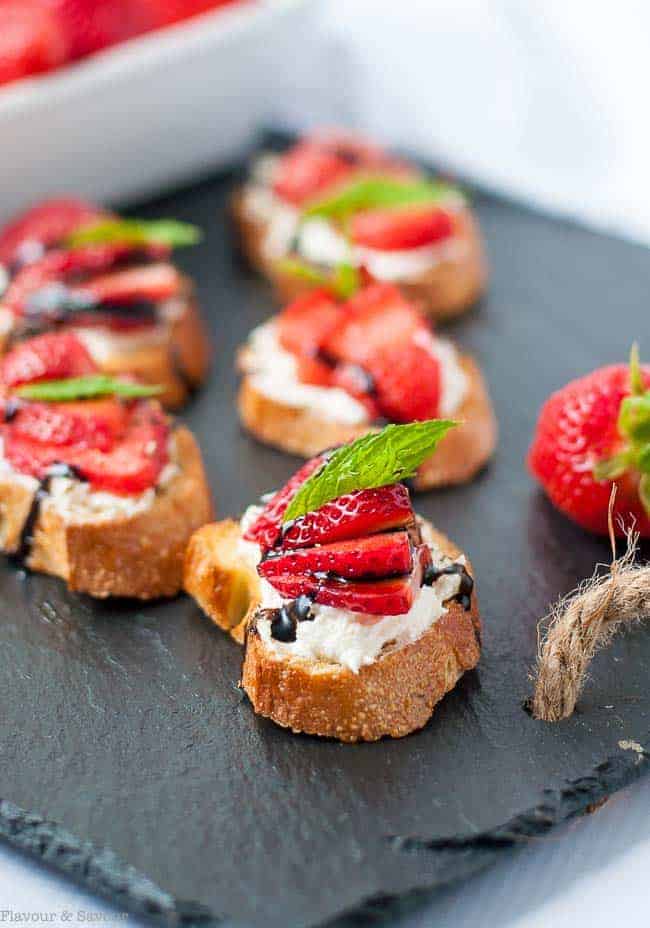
[13,463,86,565]
[423,562,474,611]
[265,594,315,642]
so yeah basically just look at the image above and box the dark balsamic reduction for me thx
[266,594,315,642]
[3,397,23,422]
[423,562,474,611]
[13,463,86,565]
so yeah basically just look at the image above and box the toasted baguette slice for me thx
[232,192,487,321]
[184,517,480,741]
[0,277,210,410]
[237,354,496,490]
[0,426,213,599]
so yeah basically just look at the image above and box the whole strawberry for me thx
[528,346,650,536]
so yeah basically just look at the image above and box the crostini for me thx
[0,198,210,408]
[237,282,496,489]
[0,332,213,598]
[232,129,487,320]
[185,422,481,742]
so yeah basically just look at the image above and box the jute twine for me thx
[532,488,650,721]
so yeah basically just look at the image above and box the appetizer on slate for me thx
[529,346,650,536]
[185,422,481,742]
[0,198,209,408]
[0,332,212,598]
[233,129,487,320]
[238,281,496,489]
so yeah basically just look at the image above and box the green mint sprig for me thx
[302,177,463,222]
[283,420,457,523]
[16,375,163,402]
[67,218,201,249]
[276,258,360,299]
[594,343,650,513]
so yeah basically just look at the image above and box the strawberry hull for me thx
[259,531,413,581]
[279,484,414,550]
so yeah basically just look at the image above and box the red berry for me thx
[1,332,97,387]
[82,262,181,305]
[264,544,430,617]
[276,289,344,358]
[528,363,650,536]
[8,397,128,451]
[46,0,134,60]
[0,198,106,267]
[329,363,380,419]
[366,342,441,422]
[259,531,413,582]
[351,205,454,252]
[273,141,354,207]
[295,356,333,388]
[3,400,169,494]
[324,283,426,366]
[280,484,414,550]
[0,0,68,88]
[243,454,329,551]
[5,243,170,314]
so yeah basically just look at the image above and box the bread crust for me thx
[0,277,210,410]
[0,426,214,599]
[237,354,497,490]
[183,515,480,741]
[232,191,487,321]
[184,519,260,643]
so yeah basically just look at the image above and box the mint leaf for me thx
[283,420,457,523]
[67,218,201,249]
[303,177,463,221]
[276,258,360,299]
[16,375,163,402]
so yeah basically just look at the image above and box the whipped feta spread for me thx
[239,505,465,673]
[242,321,369,425]
[243,319,468,419]
[241,152,466,282]
[0,436,179,525]
[74,324,168,364]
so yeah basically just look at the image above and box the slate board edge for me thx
[1,748,648,928]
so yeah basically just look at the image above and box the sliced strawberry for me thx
[367,342,441,422]
[295,356,333,388]
[0,0,68,90]
[48,0,135,61]
[272,141,354,207]
[8,398,128,451]
[330,363,380,419]
[265,544,430,617]
[0,198,107,267]
[351,205,454,252]
[279,484,414,550]
[243,454,329,551]
[324,284,426,366]
[276,289,345,358]
[260,531,413,582]
[3,401,169,494]
[5,243,170,314]
[80,262,181,305]
[1,332,97,387]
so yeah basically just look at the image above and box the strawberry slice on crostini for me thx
[0,332,170,496]
[0,198,108,268]
[259,530,413,581]
[350,205,455,252]
[1,332,96,386]
[279,484,414,550]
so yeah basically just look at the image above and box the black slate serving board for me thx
[1,153,650,928]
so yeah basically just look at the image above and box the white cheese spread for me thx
[243,319,468,419]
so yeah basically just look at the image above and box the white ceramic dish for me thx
[0,0,314,220]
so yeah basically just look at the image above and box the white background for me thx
[2,0,650,922]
